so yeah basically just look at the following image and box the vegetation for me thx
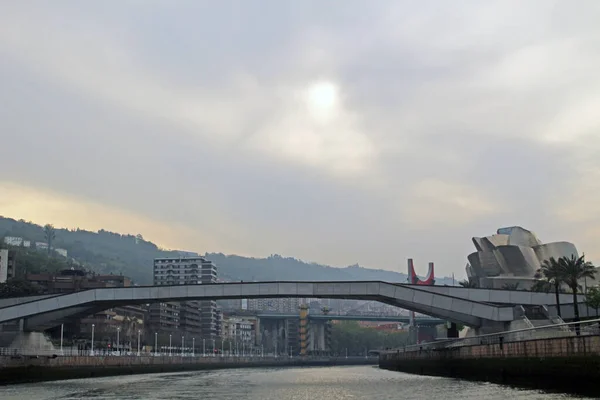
[501,282,520,290]
[0,216,456,285]
[458,279,478,288]
[537,254,597,329]
[560,254,596,323]
[43,224,56,255]
[329,321,410,355]
[585,286,600,317]
[0,278,43,298]
[530,279,552,293]
[541,257,566,318]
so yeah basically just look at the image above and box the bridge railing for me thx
[393,318,600,354]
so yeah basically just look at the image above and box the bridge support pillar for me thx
[446,322,459,338]
[408,325,417,345]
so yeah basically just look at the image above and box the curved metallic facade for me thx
[466,226,579,289]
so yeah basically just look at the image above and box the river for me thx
[0,366,587,399]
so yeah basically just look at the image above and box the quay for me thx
[0,355,377,385]
[379,319,600,396]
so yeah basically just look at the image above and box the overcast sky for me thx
[1,1,600,278]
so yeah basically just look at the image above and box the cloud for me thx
[2,1,600,276]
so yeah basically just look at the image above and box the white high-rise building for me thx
[152,257,218,338]
[0,249,16,283]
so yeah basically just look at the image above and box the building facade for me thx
[152,257,218,339]
[0,249,16,283]
[466,226,580,289]
[247,297,301,313]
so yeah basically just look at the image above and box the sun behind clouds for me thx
[306,81,339,122]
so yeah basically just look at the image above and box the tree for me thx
[531,279,552,293]
[329,321,409,355]
[560,254,596,324]
[44,224,56,255]
[501,282,520,290]
[0,278,42,298]
[458,279,478,288]
[585,286,600,317]
[541,257,565,318]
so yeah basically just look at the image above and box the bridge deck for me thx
[0,281,518,330]
[254,313,445,325]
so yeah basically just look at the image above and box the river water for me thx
[0,366,587,399]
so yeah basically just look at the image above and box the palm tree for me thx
[559,254,596,323]
[540,257,565,318]
[44,224,56,255]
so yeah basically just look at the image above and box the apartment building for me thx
[0,249,16,283]
[152,257,218,339]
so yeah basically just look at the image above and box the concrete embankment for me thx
[0,355,377,385]
[379,335,600,396]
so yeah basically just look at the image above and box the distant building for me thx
[35,242,48,250]
[3,236,23,247]
[24,268,143,342]
[26,269,131,293]
[151,256,218,339]
[215,308,223,338]
[222,316,256,347]
[55,248,68,258]
[247,297,301,313]
[0,249,17,283]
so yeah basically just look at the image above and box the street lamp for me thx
[91,324,95,356]
[203,338,206,357]
[181,336,184,357]
[154,332,158,356]
[212,339,215,357]
[137,330,141,356]
[169,334,172,356]
[192,337,195,357]
[117,327,120,356]
[60,324,64,355]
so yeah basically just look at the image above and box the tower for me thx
[299,304,309,356]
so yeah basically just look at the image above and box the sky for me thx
[1,1,600,278]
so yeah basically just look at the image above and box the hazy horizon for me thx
[2,214,458,278]
[2,1,600,277]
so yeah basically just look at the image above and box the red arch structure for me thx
[407,258,435,285]
[407,259,436,344]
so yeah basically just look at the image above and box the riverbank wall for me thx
[379,334,600,396]
[0,355,377,385]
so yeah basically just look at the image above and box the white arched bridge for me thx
[0,281,583,331]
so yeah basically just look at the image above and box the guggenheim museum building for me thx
[466,226,578,289]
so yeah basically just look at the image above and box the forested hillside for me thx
[0,216,453,285]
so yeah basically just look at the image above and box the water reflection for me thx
[0,366,585,400]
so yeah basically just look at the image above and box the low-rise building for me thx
[222,317,257,346]
[3,237,23,247]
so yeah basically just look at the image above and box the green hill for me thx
[0,216,453,285]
